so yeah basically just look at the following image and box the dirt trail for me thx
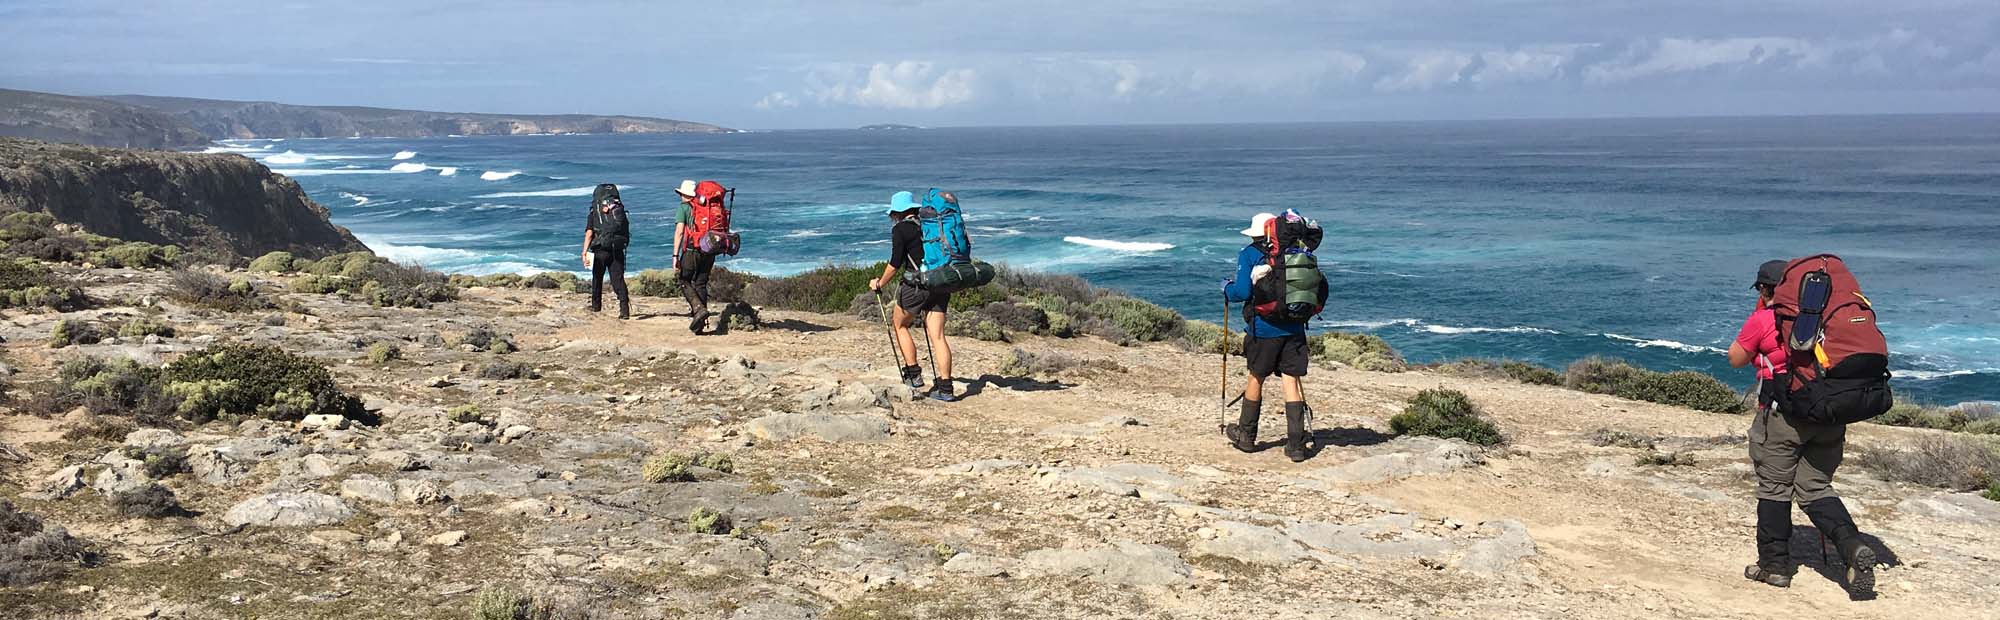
[3,275,1996,620]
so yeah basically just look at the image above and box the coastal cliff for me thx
[103,94,731,139]
[0,138,367,259]
[0,89,209,150]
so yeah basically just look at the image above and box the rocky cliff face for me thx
[0,138,367,259]
[104,95,731,139]
[0,88,209,149]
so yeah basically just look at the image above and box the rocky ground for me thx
[2,266,1997,620]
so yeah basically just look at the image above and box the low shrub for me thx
[1390,388,1504,446]
[997,348,1120,379]
[687,506,729,535]
[1967,418,2000,436]
[116,317,175,340]
[946,316,1008,342]
[1615,370,1746,414]
[643,452,695,483]
[355,261,456,308]
[520,272,581,292]
[972,300,1048,334]
[0,500,96,586]
[478,360,536,380]
[38,357,174,420]
[633,269,676,297]
[366,342,401,364]
[1564,356,1646,394]
[1986,482,2000,503]
[1852,435,2000,491]
[48,319,104,347]
[1176,320,1240,355]
[92,242,180,269]
[455,328,516,353]
[1435,358,1562,385]
[289,274,340,294]
[1636,451,1696,467]
[745,264,881,314]
[471,585,582,620]
[447,405,487,425]
[1087,296,1183,343]
[0,259,87,311]
[1310,332,1407,372]
[59,415,134,443]
[123,445,189,478]
[1874,403,1971,432]
[168,269,264,312]
[1589,428,1659,451]
[161,344,365,423]
[248,251,297,273]
[697,452,735,473]
[110,484,184,519]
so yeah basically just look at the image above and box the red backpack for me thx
[1767,254,1893,424]
[686,180,739,255]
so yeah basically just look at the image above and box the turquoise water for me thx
[208,115,2000,405]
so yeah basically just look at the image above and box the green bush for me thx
[92,242,181,269]
[36,356,174,420]
[478,360,535,380]
[288,274,340,294]
[116,317,175,339]
[1176,320,1239,355]
[1564,356,1646,395]
[947,316,1007,342]
[744,264,880,314]
[697,452,735,473]
[1615,371,1746,414]
[161,344,364,423]
[168,270,264,312]
[248,251,297,273]
[1087,296,1183,343]
[1874,403,1972,432]
[1442,359,1563,386]
[633,269,676,297]
[1310,332,1407,372]
[519,272,581,292]
[1853,435,2000,491]
[110,484,183,518]
[1966,418,2000,436]
[49,319,104,347]
[472,585,578,620]
[687,506,729,535]
[1390,388,1504,446]
[122,445,190,478]
[0,259,87,311]
[447,405,486,425]
[642,452,695,483]
[354,261,456,308]
[366,342,401,364]
[1503,361,1563,386]
[1985,482,2000,503]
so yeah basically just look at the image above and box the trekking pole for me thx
[1220,293,1231,433]
[872,291,903,370]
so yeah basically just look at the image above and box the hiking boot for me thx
[1224,423,1257,453]
[1283,401,1309,463]
[689,309,709,335]
[618,301,631,320]
[587,300,602,313]
[1842,541,1877,596]
[928,379,958,402]
[900,365,924,389]
[1803,497,1875,596]
[1743,564,1792,588]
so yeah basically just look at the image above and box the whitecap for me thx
[1601,333,1728,354]
[437,167,458,176]
[972,226,1024,237]
[855,239,892,245]
[337,192,371,206]
[263,151,308,164]
[1063,236,1174,252]
[1897,369,1980,381]
[473,186,598,198]
[352,234,479,265]
[480,170,523,181]
[1320,318,1421,331]
[1421,324,1560,335]
[392,150,417,160]
[389,162,430,173]
[270,168,399,177]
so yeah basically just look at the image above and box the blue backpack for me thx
[907,189,996,293]
[916,188,970,271]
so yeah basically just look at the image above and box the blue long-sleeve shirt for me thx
[1224,244,1308,338]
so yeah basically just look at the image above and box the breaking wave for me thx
[480,170,523,181]
[1063,236,1174,252]
[392,150,417,160]
[473,186,597,198]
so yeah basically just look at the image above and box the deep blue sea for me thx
[204,115,2000,405]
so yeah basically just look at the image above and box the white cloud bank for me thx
[805,61,978,109]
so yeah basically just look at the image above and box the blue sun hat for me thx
[886,190,920,214]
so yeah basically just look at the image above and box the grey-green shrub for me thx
[1852,435,2000,491]
[1615,371,1746,414]
[248,251,297,273]
[116,318,174,339]
[1390,388,1503,446]
[366,342,401,364]
[642,452,694,483]
[1087,296,1183,342]
[1310,332,1406,372]
[687,507,729,535]
[49,319,103,347]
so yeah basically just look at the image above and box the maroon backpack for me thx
[1767,254,1894,424]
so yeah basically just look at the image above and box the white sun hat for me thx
[674,180,698,197]
[1239,212,1277,237]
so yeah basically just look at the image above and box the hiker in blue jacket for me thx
[1223,212,1312,462]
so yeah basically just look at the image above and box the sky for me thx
[1,0,1996,129]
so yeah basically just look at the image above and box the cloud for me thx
[805,61,978,109]
[754,91,799,110]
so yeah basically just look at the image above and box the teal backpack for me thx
[909,189,995,292]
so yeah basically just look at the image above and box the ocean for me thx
[205,115,2000,405]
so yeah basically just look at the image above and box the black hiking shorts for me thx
[897,284,951,315]
[1245,334,1309,379]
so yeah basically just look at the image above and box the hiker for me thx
[581,183,630,319]
[1223,211,1327,462]
[1730,259,1879,593]
[868,190,956,401]
[673,179,736,334]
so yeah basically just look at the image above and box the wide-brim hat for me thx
[1239,213,1277,237]
[674,180,698,197]
[885,190,920,214]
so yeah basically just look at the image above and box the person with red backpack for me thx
[1729,257,1885,596]
[1222,211,1327,462]
[672,179,736,334]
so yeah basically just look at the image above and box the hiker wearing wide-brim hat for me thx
[869,190,958,401]
[672,179,725,334]
[1222,211,1325,463]
[1728,259,1877,594]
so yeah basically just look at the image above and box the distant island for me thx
[0,87,731,149]
[858,124,925,131]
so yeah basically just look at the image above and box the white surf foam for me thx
[1063,236,1174,252]
[473,186,597,198]
[270,168,398,177]
[392,150,417,160]
[263,151,308,164]
[389,162,430,173]
[1601,333,1727,354]
[1320,318,1421,331]
[480,170,523,181]
[782,230,831,239]
[337,192,371,206]
[436,167,458,176]
[1422,324,1560,335]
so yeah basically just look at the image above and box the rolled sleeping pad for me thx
[920,260,997,293]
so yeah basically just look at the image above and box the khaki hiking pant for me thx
[1748,405,1847,503]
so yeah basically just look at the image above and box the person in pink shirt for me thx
[1728,259,1877,595]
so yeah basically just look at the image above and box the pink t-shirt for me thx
[1736,308,1790,380]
